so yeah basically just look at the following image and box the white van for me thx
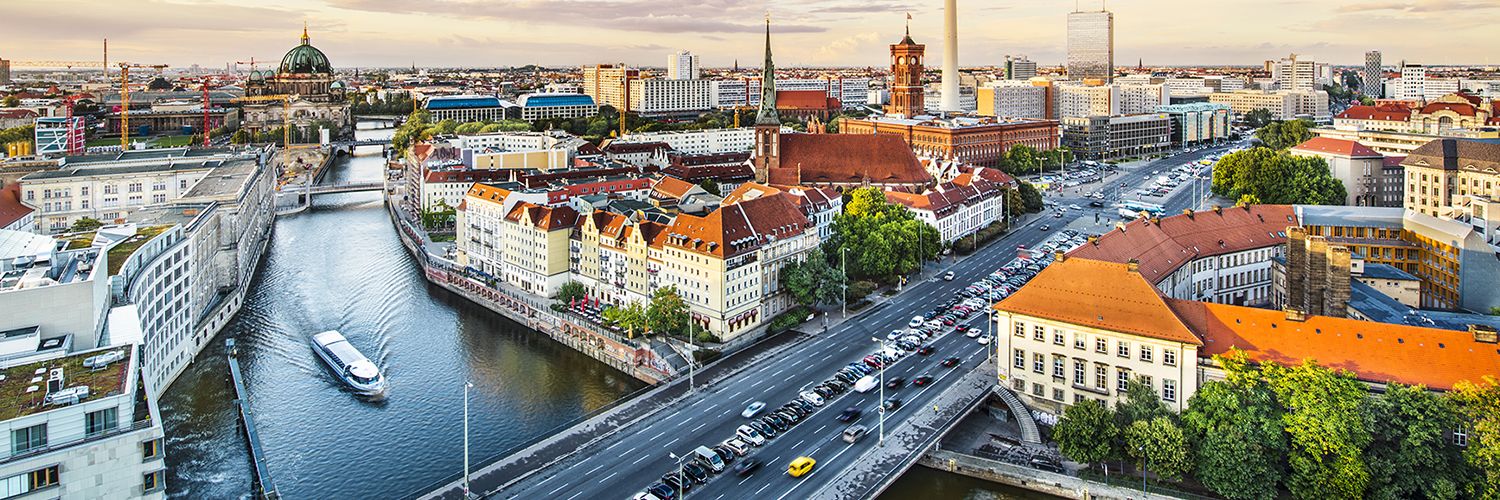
[695,445,725,472]
[737,424,766,446]
[853,375,878,393]
[908,316,924,328]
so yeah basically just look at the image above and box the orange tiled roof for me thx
[1336,104,1411,122]
[1292,137,1382,158]
[466,183,511,205]
[1067,205,1297,284]
[1418,102,1479,117]
[1170,298,1500,390]
[652,175,698,200]
[504,202,579,230]
[993,257,1201,345]
[773,133,932,186]
[0,184,34,228]
[663,190,812,258]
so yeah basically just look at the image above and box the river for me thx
[158,124,647,499]
[881,467,1062,500]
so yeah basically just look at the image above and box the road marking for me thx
[756,483,772,496]
[665,437,680,448]
[649,429,667,440]
[818,424,828,434]
[794,438,806,449]
[631,455,649,465]
[602,471,619,482]
[691,422,708,432]
[585,462,607,475]
[546,483,569,496]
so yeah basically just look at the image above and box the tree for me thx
[780,248,845,308]
[645,286,689,339]
[68,217,104,233]
[602,301,648,339]
[1003,144,1042,174]
[1243,109,1275,129]
[1,95,18,107]
[1450,377,1500,499]
[1116,379,1170,429]
[1125,417,1191,481]
[699,179,721,196]
[1363,383,1465,500]
[1016,183,1044,213]
[1490,306,1500,316]
[1212,148,1346,205]
[1237,193,1262,206]
[555,280,587,304]
[1264,360,1373,499]
[828,187,941,283]
[1255,119,1315,151]
[454,121,486,135]
[1055,399,1118,470]
[1183,351,1288,500]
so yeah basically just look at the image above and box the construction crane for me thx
[231,95,294,148]
[118,63,169,148]
[10,60,106,69]
[235,58,267,73]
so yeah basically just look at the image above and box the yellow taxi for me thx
[787,456,816,478]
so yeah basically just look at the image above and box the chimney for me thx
[1472,325,1499,344]
[1150,216,1161,225]
[1127,259,1140,273]
[1088,235,1099,245]
[1212,205,1222,215]
[1183,208,1194,218]
[1054,250,1066,262]
[1306,236,1329,316]
[1286,226,1308,313]
[1283,308,1307,322]
[1324,245,1351,318]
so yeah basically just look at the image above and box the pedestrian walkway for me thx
[993,386,1041,444]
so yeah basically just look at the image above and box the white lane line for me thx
[756,483,773,496]
[817,424,828,434]
[631,455,649,465]
[602,471,619,482]
[565,491,584,500]
[536,475,554,486]
[794,438,806,449]
[585,462,607,475]
[546,483,569,496]
[691,422,708,432]
[665,437,681,448]
[649,429,667,440]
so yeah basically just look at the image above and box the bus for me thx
[1121,201,1166,216]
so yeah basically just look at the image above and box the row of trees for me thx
[995,145,1073,176]
[581,286,699,342]
[1254,119,1315,151]
[1054,351,1500,499]
[1210,146,1347,205]
[778,248,847,308]
[349,92,416,116]
[824,187,942,284]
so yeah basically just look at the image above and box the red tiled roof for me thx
[776,90,839,111]
[0,184,34,229]
[771,133,931,186]
[0,109,38,120]
[994,258,1201,345]
[424,169,514,184]
[1171,298,1500,391]
[1382,156,1406,168]
[1418,102,1478,117]
[504,202,579,230]
[1336,104,1411,122]
[663,190,812,258]
[603,141,670,155]
[1291,137,1382,158]
[652,175,698,199]
[1067,205,1298,285]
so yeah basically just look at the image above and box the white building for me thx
[711,78,871,109]
[883,176,1005,244]
[667,51,701,80]
[516,93,598,121]
[1117,83,1170,115]
[1398,64,1427,101]
[613,128,762,155]
[18,154,218,234]
[628,78,714,117]
[979,81,1047,119]
[1056,83,1119,119]
[424,95,508,123]
[1271,54,1329,92]
[1005,56,1038,80]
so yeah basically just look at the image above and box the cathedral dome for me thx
[279,27,332,75]
[147,77,173,91]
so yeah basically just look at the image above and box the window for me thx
[1013,348,1025,369]
[1052,388,1065,402]
[80,186,88,196]
[1117,369,1130,392]
[141,437,162,460]
[143,470,164,493]
[1033,325,1044,341]
[1163,349,1177,367]
[1074,333,1086,350]
[85,407,118,436]
[1095,338,1108,354]
[1139,345,1153,363]
[1053,329,1065,345]
[1095,365,1107,389]
[0,465,60,498]
[11,424,46,455]
[1032,383,1044,397]
[1138,374,1153,388]
[1073,360,1086,385]
[1033,353,1045,374]
[1053,357,1065,378]
[1117,340,1130,358]
[1013,322,1025,337]
[1163,379,1177,402]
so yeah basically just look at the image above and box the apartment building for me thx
[1209,89,1329,122]
[977,81,1047,119]
[1155,103,1232,146]
[1055,83,1119,119]
[1116,83,1170,115]
[516,93,599,121]
[667,51,700,80]
[1060,113,1171,160]
[582,64,642,110]
[883,175,1005,244]
[499,203,580,297]
[1290,137,1402,207]
[1271,54,1329,92]
[710,78,870,109]
[612,128,760,155]
[1334,104,1414,132]
[1401,138,1500,218]
[18,150,222,233]
[628,78,715,118]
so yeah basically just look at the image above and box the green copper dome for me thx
[279,28,332,75]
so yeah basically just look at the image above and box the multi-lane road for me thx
[492,144,1238,500]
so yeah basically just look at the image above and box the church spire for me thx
[755,13,780,126]
[301,22,310,45]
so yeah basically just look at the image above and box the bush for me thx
[767,305,812,334]
[693,348,722,364]
[848,280,878,301]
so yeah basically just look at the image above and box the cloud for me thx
[326,0,825,33]
[1336,0,1500,12]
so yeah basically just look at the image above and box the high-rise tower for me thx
[940,0,960,112]
[1363,51,1383,98]
[753,15,781,183]
[889,20,926,119]
[1067,8,1114,83]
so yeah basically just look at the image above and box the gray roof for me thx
[1350,280,1500,332]
[1360,262,1419,282]
[22,159,220,181]
[1293,205,1403,228]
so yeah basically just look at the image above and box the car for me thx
[886,377,906,389]
[775,409,800,425]
[842,424,869,443]
[647,482,678,500]
[913,375,933,386]
[735,458,763,477]
[908,316,925,328]
[835,372,857,384]
[750,420,776,438]
[965,328,982,338]
[837,407,862,422]
[1039,224,1051,231]
[742,401,766,418]
[763,415,787,432]
[940,316,956,326]
[1088,200,1105,208]
[737,425,766,445]
[978,335,992,345]
[1029,456,1065,473]
[800,391,825,407]
[661,472,689,492]
[882,398,903,411]
[712,445,736,464]
[813,387,833,399]
[941,357,961,367]
[917,346,935,356]
[722,438,750,456]
[943,271,955,281]
[787,457,817,478]
[681,462,709,483]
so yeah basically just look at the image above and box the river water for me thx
[159,125,646,499]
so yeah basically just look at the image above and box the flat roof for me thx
[0,346,131,421]
[183,158,259,199]
[1294,205,1404,228]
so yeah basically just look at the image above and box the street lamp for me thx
[871,337,886,445]
[688,319,696,393]
[841,248,849,319]
[668,452,687,499]
[463,381,474,499]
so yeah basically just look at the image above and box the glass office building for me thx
[1067,10,1114,83]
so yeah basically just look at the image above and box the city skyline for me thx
[4,0,1500,70]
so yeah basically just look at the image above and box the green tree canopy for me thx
[827,187,941,283]
[1126,417,1191,481]
[1450,377,1500,499]
[69,217,104,233]
[1116,379,1171,429]
[1255,119,1316,150]
[1265,360,1373,499]
[1211,148,1347,205]
[1055,399,1119,469]
[555,280,587,304]
[1363,383,1466,500]
[602,301,648,339]
[1016,182,1045,214]
[1243,109,1276,129]
[780,248,846,308]
[645,286,690,338]
[1183,351,1288,500]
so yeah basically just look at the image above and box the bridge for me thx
[330,139,391,148]
[275,181,387,215]
[309,181,385,195]
[411,216,1061,500]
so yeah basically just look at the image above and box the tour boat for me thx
[310,330,386,395]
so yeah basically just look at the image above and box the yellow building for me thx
[499,202,579,297]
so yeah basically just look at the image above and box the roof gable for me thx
[994,258,1201,345]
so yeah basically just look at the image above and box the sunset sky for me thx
[5,0,1497,69]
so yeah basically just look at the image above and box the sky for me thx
[4,0,1498,70]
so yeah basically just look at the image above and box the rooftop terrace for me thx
[0,346,129,421]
